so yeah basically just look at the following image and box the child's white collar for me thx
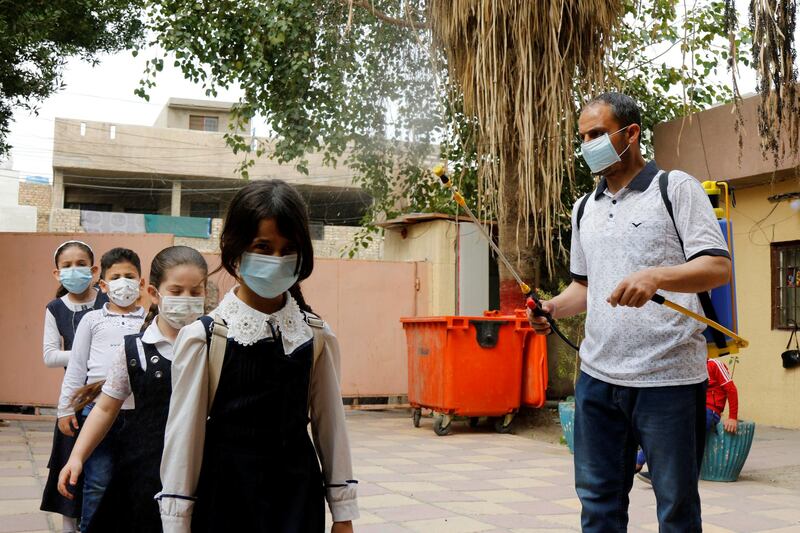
[214,288,312,354]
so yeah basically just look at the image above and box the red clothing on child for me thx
[706,359,738,419]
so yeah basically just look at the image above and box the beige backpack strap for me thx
[305,313,325,415]
[207,318,228,417]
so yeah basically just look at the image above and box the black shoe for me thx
[637,471,652,485]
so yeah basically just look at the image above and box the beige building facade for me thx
[655,94,800,429]
[33,98,381,258]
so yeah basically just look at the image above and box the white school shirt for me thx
[157,289,359,532]
[103,319,174,401]
[42,290,102,368]
[57,304,146,418]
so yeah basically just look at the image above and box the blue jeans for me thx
[637,408,720,466]
[80,403,125,533]
[574,371,707,533]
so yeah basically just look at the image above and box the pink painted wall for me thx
[1,234,427,406]
[202,254,429,397]
[0,233,175,407]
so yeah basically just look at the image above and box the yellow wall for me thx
[729,179,800,428]
[383,220,457,316]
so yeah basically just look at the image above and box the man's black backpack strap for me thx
[659,171,683,249]
[576,193,591,232]
[659,171,728,350]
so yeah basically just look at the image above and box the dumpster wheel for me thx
[433,414,453,436]
[412,408,422,428]
[494,414,515,434]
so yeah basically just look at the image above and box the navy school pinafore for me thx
[87,333,171,533]
[41,292,108,517]
[191,316,325,533]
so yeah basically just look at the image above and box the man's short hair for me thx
[585,92,642,130]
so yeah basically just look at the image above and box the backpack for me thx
[206,313,326,416]
[575,170,728,350]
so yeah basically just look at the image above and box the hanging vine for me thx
[428,1,623,276]
[749,0,798,165]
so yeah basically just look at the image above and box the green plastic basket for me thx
[558,401,576,454]
[700,420,755,482]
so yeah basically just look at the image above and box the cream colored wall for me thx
[383,220,457,315]
[729,180,800,428]
[53,118,357,185]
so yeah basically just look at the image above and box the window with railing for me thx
[772,241,800,329]
[189,115,220,132]
[190,201,219,219]
[65,202,112,212]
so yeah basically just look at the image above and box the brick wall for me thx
[313,225,383,260]
[18,183,52,232]
[49,208,84,233]
[41,204,381,261]
[174,218,223,253]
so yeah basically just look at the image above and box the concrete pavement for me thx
[1,411,799,532]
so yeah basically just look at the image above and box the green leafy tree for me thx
[141,0,444,253]
[0,0,145,157]
[547,0,752,285]
[141,0,750,278]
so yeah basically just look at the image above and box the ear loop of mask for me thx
[610,125,633,159]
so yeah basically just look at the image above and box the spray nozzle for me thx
[432,164,450,185]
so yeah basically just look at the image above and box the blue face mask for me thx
[580,126,631,174]
[239,252,300,299]
[59,267,93,294]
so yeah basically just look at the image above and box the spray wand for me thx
[433,164,749,354]
[432,164,580,351]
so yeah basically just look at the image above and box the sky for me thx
[2,0,781,182]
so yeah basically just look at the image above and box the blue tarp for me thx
[144,214,211,239]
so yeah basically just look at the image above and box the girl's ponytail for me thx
[289,284,318,317]
[55,285,69,298]
[141,303,158,333]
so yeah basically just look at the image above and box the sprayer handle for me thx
[526,297,550,319]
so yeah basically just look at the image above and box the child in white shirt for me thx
[57,247,145,533]
[59,246,208,533]
[41,241,107,533]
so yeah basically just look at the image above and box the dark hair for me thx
[141,246,209,332]
[217,180,315,314]
[585,92,642,134]
[100,247,142,278]
[54,241,95,298]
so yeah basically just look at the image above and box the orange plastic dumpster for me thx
[522,332,548,408]
[401,310,544,436]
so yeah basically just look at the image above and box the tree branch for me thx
[341,0,429,30]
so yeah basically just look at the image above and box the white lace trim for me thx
[215,288,313,354]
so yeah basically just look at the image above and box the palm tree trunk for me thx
[497,153,540,313]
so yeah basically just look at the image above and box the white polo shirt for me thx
[57,304,146,417]
[570,161,730,387]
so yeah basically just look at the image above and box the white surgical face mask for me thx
[239,252,300,299]
[107,277,140,307]
[580,126,631,174]
[158,295,205,329]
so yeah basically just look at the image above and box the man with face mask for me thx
[528,92,731,532]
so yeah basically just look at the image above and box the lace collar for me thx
[214,288,312,353]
